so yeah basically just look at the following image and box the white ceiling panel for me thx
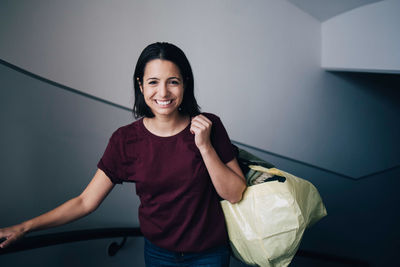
[287,0,384,21]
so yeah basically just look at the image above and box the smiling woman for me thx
[0,42,247,267]
[104,42,247,266]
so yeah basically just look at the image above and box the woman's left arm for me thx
[190,115,246,204]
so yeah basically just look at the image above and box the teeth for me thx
[156,100,172,106]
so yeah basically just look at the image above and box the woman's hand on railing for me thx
[0,224,26,249]
[0,169,114,250]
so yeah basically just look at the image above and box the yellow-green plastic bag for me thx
[221,166,327,267]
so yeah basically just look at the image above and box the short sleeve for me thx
[97,129,124,184]
[207,113,238,164]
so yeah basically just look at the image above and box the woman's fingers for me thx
[190,121,206,133]
[0,232,11,249]
[0,238,6,249]
[0,229,7,248]
[190,116,211,135]
[190,115,213,149]
[191,115,212,127]
[0,227,24,249]
[0,237,12,249]
[190,115,212,132]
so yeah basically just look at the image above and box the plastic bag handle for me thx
[264,175,286,183]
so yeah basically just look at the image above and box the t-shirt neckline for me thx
[139,117,191,140]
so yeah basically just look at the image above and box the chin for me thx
[154,109,179,117]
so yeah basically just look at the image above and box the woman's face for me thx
[139,59,184,118]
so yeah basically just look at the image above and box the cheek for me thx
[143,89,155,99]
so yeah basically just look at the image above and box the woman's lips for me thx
[155,99,173,106]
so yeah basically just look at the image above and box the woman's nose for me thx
[158,83,168,97]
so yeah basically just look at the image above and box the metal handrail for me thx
[0,227,141,255]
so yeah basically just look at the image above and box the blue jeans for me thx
[144,238,230,267]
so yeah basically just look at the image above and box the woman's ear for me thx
[137,78,143,93]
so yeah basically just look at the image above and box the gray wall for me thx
[1,0,398,180]
[0,0,322,157]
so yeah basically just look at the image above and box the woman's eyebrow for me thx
[168,77,182,81]
[146,77,159,81]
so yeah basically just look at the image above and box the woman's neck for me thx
[143,114,190,137]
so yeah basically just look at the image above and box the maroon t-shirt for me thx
[97,113,237,252]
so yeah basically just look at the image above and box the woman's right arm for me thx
[0,168,114,249]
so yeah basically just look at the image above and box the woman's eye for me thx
[148,81,158,85]
[169,80,179,85]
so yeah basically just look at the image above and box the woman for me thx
[0,42,246,266]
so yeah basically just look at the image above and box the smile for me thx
[155,99,173,106]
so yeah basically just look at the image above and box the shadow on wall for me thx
[328,71,400,106]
